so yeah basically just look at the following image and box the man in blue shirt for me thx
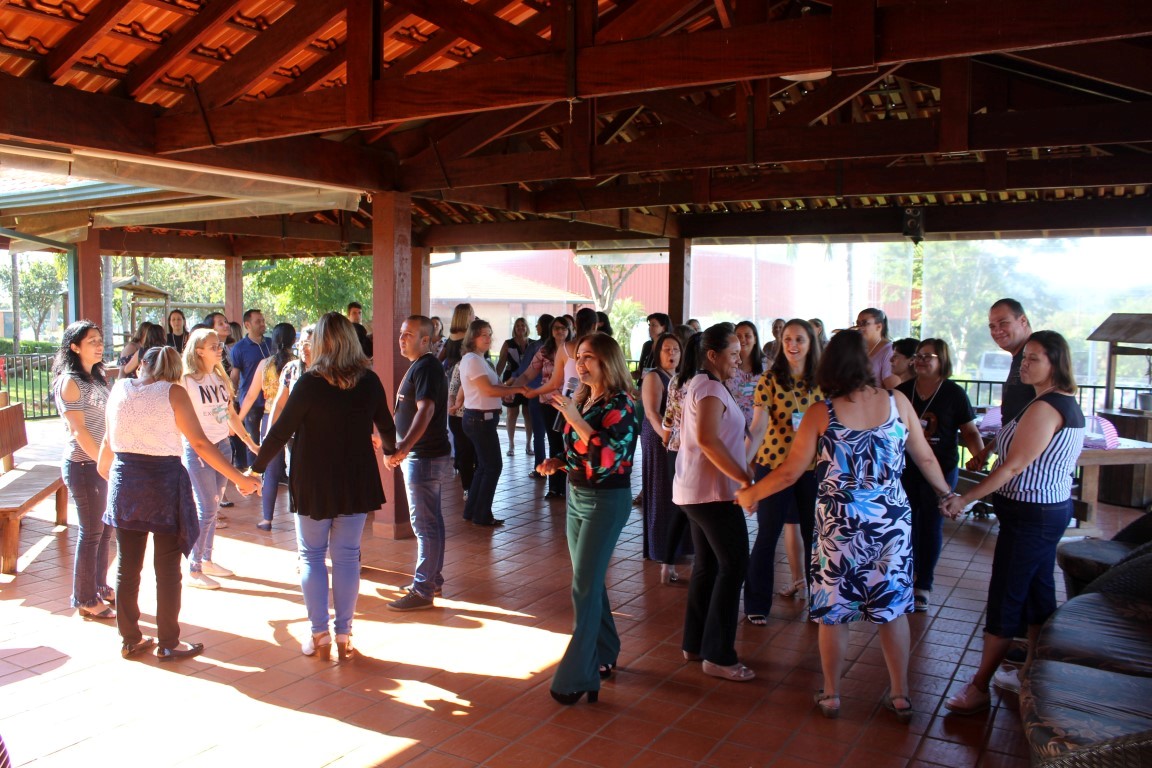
[229,308,271,464]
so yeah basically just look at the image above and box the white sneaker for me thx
[201,561,234,578]
[187,572,220,590]
[992,665,1022,694]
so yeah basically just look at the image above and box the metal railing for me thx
[1,354,60,420]
[954,379,1151,416]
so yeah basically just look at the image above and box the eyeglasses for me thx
[205,342,225,351]
[912,353,939,362]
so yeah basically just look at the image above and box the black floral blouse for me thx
[562,391,640,490]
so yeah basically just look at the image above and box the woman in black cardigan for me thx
[250,312,396,661]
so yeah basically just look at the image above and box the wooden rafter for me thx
[46,0,136,82]
[1004,41,1152,97]
[385,0,550,58]
[595,0,703,44]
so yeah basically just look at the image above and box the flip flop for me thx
[79,603,116,621]
[746,614,768,626]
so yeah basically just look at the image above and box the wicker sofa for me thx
[1055,512,1152,598]
[1020,552,1152,767]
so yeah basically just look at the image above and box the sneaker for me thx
[407,583,443,597]
[945,681,991,714]
[388,590,434,611]
[992,665,1022,694]
[914,589,929,612]
[187,572,220,590]
[201,561,234,578]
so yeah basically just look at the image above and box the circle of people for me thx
[50,297,1083,719]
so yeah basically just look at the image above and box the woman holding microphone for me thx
[538,332,640,705]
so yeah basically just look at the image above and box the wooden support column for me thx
[74,235,103,326]
[668,237,691,326]
[223,256,243,321]
[371,191,413,539]
[412,246,430,315]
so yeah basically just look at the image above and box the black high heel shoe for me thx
[598,663,615,680]
[550,689,598,705]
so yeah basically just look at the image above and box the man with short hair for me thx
[988,298,1033,423]
[230,309,271,464]
[386,315,451,611]
[347,301,373,357]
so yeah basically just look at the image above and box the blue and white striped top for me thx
[996,391,1085,504]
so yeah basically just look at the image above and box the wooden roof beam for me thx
[122,0,248,97]
[417,219,662,248]
[1004,41,1152,97]
[386,0,550,58]
[642,91,732,134]
[276,44,347,97]
[773,67,899,128]
[154,0,1152,151]
[595,0,704,44]
[45,0,136,82]
[195,0,347,110]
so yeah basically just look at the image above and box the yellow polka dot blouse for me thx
[752,370,822,470]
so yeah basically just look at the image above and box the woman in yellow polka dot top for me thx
[743,319,823,625]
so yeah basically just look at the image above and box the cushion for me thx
[1021,660,1152,762]
[1057,538,1137,587]
[1035,593,1152,677]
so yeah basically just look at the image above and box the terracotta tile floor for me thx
[0,421,1142,767]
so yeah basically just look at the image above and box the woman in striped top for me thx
[942,330,1085,715]
[53,321,115,620]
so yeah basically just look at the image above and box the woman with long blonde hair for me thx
[180,329,258,589]
[249,313,396,660]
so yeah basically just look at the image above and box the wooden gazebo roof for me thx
[2,0,1151,256]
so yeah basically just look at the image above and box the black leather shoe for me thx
[156,641,204,662]
[121,637,155,659]
[473,519,505,527]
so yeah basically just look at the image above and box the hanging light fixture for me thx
[780,2,832,82]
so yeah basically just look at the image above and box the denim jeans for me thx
[462,409,503,523]
[116,528,183,649]
[183,438,231,572]
[744,466,817,615]
[538,402,566,495]
[527,398,546,467]
[985,494,1073,638]
[903,466,958,592]
[448,414,476,493]
[402,454,451,599]
[242,404,264,465]
[259,414,287,523]
[64,460,112,608]
[295,513,367,636]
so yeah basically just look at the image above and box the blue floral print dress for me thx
[810,393,915,625]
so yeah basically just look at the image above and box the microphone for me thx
[552,376,579,432]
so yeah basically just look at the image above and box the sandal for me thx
[598,663,615,680]
[79,603,116,621]
[814,690,840,719]
[702,660,756,682]
[746,614,768,626]
[883,693,914,723]
[776,578,805,598]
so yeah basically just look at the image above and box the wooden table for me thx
[1077,437,1152,521]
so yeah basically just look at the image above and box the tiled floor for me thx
[0,421,1142,767]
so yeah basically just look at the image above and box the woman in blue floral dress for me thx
[738,330,952,722]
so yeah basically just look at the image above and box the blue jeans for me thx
[295,513,367,636]
[903,466,958,592]
[260,414,287,522]
[64,460,112,608]
[183,438,231,571]
[528,398,546,467]
[402,454,451,599]
[462,409,502,523]
[242,404,263,465]
[985,494,1073,638]
[744,466,816,615]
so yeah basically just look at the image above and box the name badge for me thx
[792,411,803,432]
[920,418,929,430]
[742,381,756,398]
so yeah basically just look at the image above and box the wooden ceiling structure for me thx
[0,0,1150,262]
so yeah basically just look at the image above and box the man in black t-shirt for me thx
[970,299,1034,470]
[386,315,450,611]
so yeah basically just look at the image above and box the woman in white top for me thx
[527,308,599,403]
[459,319,523,526]
[98,347,259,661]
[672,323,755,682]
[181,329,258,589]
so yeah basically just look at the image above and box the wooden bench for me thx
[0,400,67,574]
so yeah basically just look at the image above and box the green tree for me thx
[579,262,640,312]
[20,258,63,341]
[608,297,646,360]
[246,256,373,328]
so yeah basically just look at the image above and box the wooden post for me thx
[412,246,430,315]
[668,238,692,326]
[223,256,243,322]
[371,192,413,539]
[74,235,103,326]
